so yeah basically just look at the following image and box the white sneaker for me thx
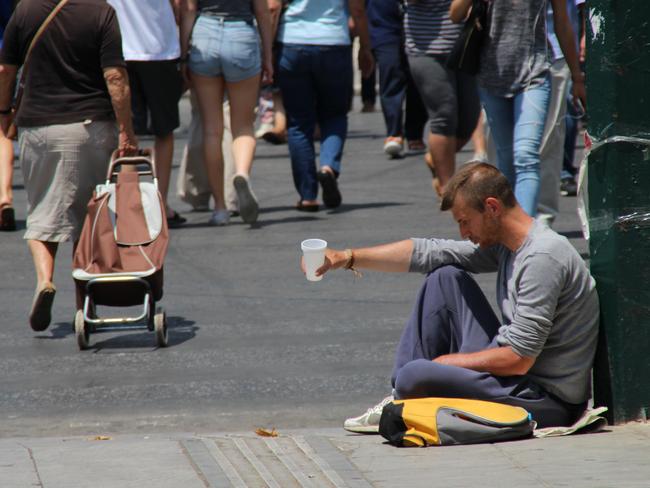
[343,395,393,434]
[383,137,403,158]
[208,208,230,226]
[233,174,259,224]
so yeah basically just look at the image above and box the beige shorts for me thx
[20,120,117,242]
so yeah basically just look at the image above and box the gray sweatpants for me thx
[391,265,585,428]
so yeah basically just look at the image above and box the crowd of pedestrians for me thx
[0,0,587,331]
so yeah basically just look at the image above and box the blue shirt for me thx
[366,0,402,50]
[278,0,350,46]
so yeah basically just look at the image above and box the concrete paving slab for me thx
[1,425,649,487]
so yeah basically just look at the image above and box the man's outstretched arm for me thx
[434,346,536,376]
[314,239,414,276]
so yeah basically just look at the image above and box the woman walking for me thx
[275,0,374,212]
[180,0,273,225]
[450,0,585,216]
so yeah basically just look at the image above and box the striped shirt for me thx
[403,0,462,57]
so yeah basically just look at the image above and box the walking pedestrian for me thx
[366,0,427,159]
[0,0,137,331]
[276,0,374,212]
[179,0,273,225]
[108,0,186,227]
[536,0,585,226]
[450,0,585,217]
[404,0,481,196]
[0,0,16,232]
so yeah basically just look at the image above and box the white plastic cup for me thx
[301,238,327,282]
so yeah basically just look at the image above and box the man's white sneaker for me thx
[343,395,394,434]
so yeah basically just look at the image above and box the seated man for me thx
[312,162,599,431]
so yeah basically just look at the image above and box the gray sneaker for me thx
[343,395,394,434]
[208,208,230,226]
[233,174,259,224]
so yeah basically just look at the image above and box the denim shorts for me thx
[188,15,261,82]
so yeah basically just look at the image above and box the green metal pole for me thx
[586,0,650,423]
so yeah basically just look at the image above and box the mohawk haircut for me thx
[440,162,517,212]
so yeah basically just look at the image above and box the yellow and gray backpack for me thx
[379,397,535,447]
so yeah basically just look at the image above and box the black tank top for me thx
[197,0,253,21]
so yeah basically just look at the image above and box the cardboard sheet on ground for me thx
[533,407,609,438]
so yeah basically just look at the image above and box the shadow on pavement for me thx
[324,201,408,215]
[177,214,322,230]
[36,316,198,350]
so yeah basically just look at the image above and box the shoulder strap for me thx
[13,0,69,111]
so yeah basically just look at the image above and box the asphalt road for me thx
[0,98,587,438]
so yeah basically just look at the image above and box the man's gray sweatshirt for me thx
[410,221,599,404]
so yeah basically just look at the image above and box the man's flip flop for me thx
[296,201,319,212]
[29,283,56,332]
[317,171,342,208]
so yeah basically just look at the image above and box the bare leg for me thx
[470,111,488,160]
[427,133,457,192]
[226,74,262,223]
[153,132,175,216]
[28,240,58,287]
[191,73,227,211]
[0,134,13,207]
[226,74,261,177]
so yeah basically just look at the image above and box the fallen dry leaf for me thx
[89,435,112,441]
[255,428,278,437]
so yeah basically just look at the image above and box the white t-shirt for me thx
[108,0,180,61]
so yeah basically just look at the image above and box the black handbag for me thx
[446,0,489,75]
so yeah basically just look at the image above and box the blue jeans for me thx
[480,77,551,216]
[188,15,261,82]
[277,43,352,201]
[374,42,427,140]
[391,266,585,428]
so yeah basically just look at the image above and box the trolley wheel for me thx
[147,298,155,332]
[73,302,96,333]
[74,309,90,350]
[154,308,168,348]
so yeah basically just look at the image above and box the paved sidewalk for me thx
[2,424,650,487]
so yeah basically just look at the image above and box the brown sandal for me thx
[296,200,319,212]
[0,204,16,231]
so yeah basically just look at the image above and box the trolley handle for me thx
[105,148,158,183]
